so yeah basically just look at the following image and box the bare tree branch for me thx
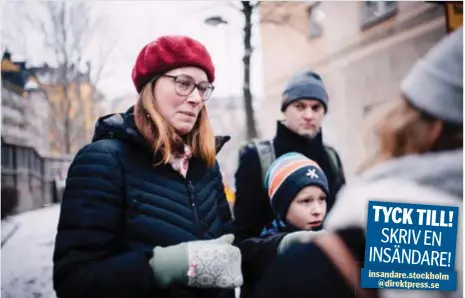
[2,6,34,59]
[4,1,111,154]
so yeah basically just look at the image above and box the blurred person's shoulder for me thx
[326,176,463,298]
[324,178,461,232]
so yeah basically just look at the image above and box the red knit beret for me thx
[131,35,215,93]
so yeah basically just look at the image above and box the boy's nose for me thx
[311,206,324,216]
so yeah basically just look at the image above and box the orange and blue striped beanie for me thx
[264,152,329,220]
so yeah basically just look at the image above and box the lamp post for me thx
[204,7,258,141]
[204,15,232,100]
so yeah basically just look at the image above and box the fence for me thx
[1,138,73,215]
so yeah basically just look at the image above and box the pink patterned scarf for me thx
[168,145,192,178]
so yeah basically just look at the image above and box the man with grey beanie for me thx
[234,68,346,243]
[234,68,345,298]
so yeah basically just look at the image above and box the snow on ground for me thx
[1,204,241,298]
[2,204,61,298]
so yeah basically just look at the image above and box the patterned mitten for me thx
[277,230,327,255]
[149,234,243,289]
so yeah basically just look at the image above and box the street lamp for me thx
[204,15,232,100]
[204,16,228,26]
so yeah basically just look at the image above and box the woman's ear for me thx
[425,120,444,150]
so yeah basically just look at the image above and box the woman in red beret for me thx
[53,35,242,298]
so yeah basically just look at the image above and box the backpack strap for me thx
[244,141,344,188]
[252,139,276,186]
[324,145,345,186]
[313,233,379,298]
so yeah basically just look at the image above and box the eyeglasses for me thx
[158,74,215,102]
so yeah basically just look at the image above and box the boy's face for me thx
[286,186,327,230]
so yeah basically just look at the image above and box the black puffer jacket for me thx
[53,107,235,298]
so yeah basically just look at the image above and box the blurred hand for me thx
[277,230,327,255]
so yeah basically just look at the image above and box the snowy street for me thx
[1,205,241,298]
[1,205,60,298]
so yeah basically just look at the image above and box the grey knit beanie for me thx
[281,69,329,112]
[401,27,463,124]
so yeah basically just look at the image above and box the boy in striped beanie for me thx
[239,152,330,298]
[262,152,329,235]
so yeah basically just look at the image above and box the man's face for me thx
[283,99,325,138]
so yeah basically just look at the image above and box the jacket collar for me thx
[274,120,324,156]
[93,106,230,155]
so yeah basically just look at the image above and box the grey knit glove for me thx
[277,230,327,255]
[149,234,243,289]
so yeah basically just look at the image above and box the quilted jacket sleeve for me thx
[52,141,157,298]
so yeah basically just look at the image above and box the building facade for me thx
[32,63,105,155]
[1,51,54,214]
[1,52,50,154]
[258,1,460,176]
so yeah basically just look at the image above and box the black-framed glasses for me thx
[159,74,215,102]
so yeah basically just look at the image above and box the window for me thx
[1,146,13,170]
[29,150,34,171]
[17,147,27,169]
[361,1,398,29]
[308,2,324,38]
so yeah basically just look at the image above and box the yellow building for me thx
[258,1,457,176]
[34,65,104,154]
[1,57,20,72]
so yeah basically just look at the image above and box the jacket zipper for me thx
[152,158,205,238]
[187,180,203,238]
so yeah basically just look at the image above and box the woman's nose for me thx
[186,87,203,104]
